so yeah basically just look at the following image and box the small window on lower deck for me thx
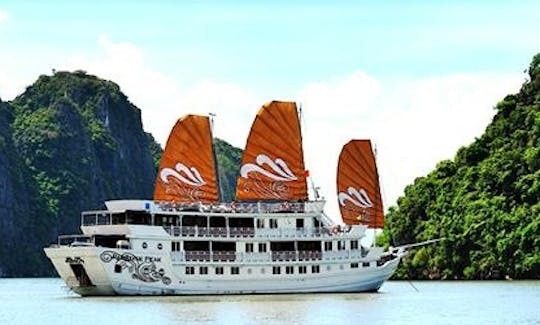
[285,266,294,274]
[311,265,320,273]
[299,266,307,274]
[200,266,208,274]
[363,262,370,267]
[351,263,359,268]
[186,266,195,275]
[272,266,281,274]
[216,267,224,275]
[231,267,240,275]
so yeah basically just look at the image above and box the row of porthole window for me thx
[141,242,163,250]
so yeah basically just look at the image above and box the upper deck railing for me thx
[155,201,325,214]
[81,201,327,226]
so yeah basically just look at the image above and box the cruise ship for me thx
[45,101,411,296]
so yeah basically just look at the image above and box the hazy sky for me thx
[1,1,538,220]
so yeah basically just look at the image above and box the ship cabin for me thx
[58,200,388,278]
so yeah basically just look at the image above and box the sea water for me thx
[0,278,538,324]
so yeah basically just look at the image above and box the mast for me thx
[209,112,223,202]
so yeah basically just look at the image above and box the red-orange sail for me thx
[337,140,384,228]
[236,101,308,201]
[154,115,219,203]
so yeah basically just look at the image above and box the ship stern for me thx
[44,246,116,296]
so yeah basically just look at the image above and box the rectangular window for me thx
[338,241,346,251]
[296,218,304,228]
[324,242,333,251]
[186,266,195,275]
[351,240,358,250]
[172,242,181,252]
[363,262,370,268]
[256,219,265,228]
[216,267,224,275]
[286,266,294,274]
[231,267,240,275]
[246,243,254,253]
[200,266,208,274]
[258,243,267,252]
[299,266,307,274]
[311,265,320,273]
[351,263,359,268]
[270,219,278,229]
[272,266,281,274]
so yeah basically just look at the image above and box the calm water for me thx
[0,278,538,324]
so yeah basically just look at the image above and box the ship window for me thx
[311,265,320,273]
[324,242,333,251]
[270,219,278,229]
[114,264,122,273]
[246,243,254,253]
[286,266,294,274]
[172,242,181,252]
[351,240,358,250]
[258,243,267,252]
[142,242,148,249]
[363,262,370,268]
[186,266,195,275]
[256,219,265,228]
[299,266,307,274]
[216,267,224,275]
[231,267,240,275]
[157,243,163,250]
[272,266,281,274]
[338,241,346,250]
[351,263,359,268]
[200,266,208,274]
[296,219,304,228]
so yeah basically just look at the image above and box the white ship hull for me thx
[45,246,402,296]
[44,200,405,296]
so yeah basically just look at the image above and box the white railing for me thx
[155,201,325,214]
[56,234,92,246]
[163,226,336,239]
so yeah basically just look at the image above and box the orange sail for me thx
[154,115,219,203]
[337,140,384,228]
[236,101,308,201]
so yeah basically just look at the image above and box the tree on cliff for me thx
[379,53,540,280]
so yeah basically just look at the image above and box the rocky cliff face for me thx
[0,71,244,277]
[0,71,159,276]
[0,99,53,276]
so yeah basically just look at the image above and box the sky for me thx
[0,1,539,221]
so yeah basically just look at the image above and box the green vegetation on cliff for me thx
[215,138,242,202]
[0,71,242,276]
[0,71,160,276]
[379,54,540,280]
